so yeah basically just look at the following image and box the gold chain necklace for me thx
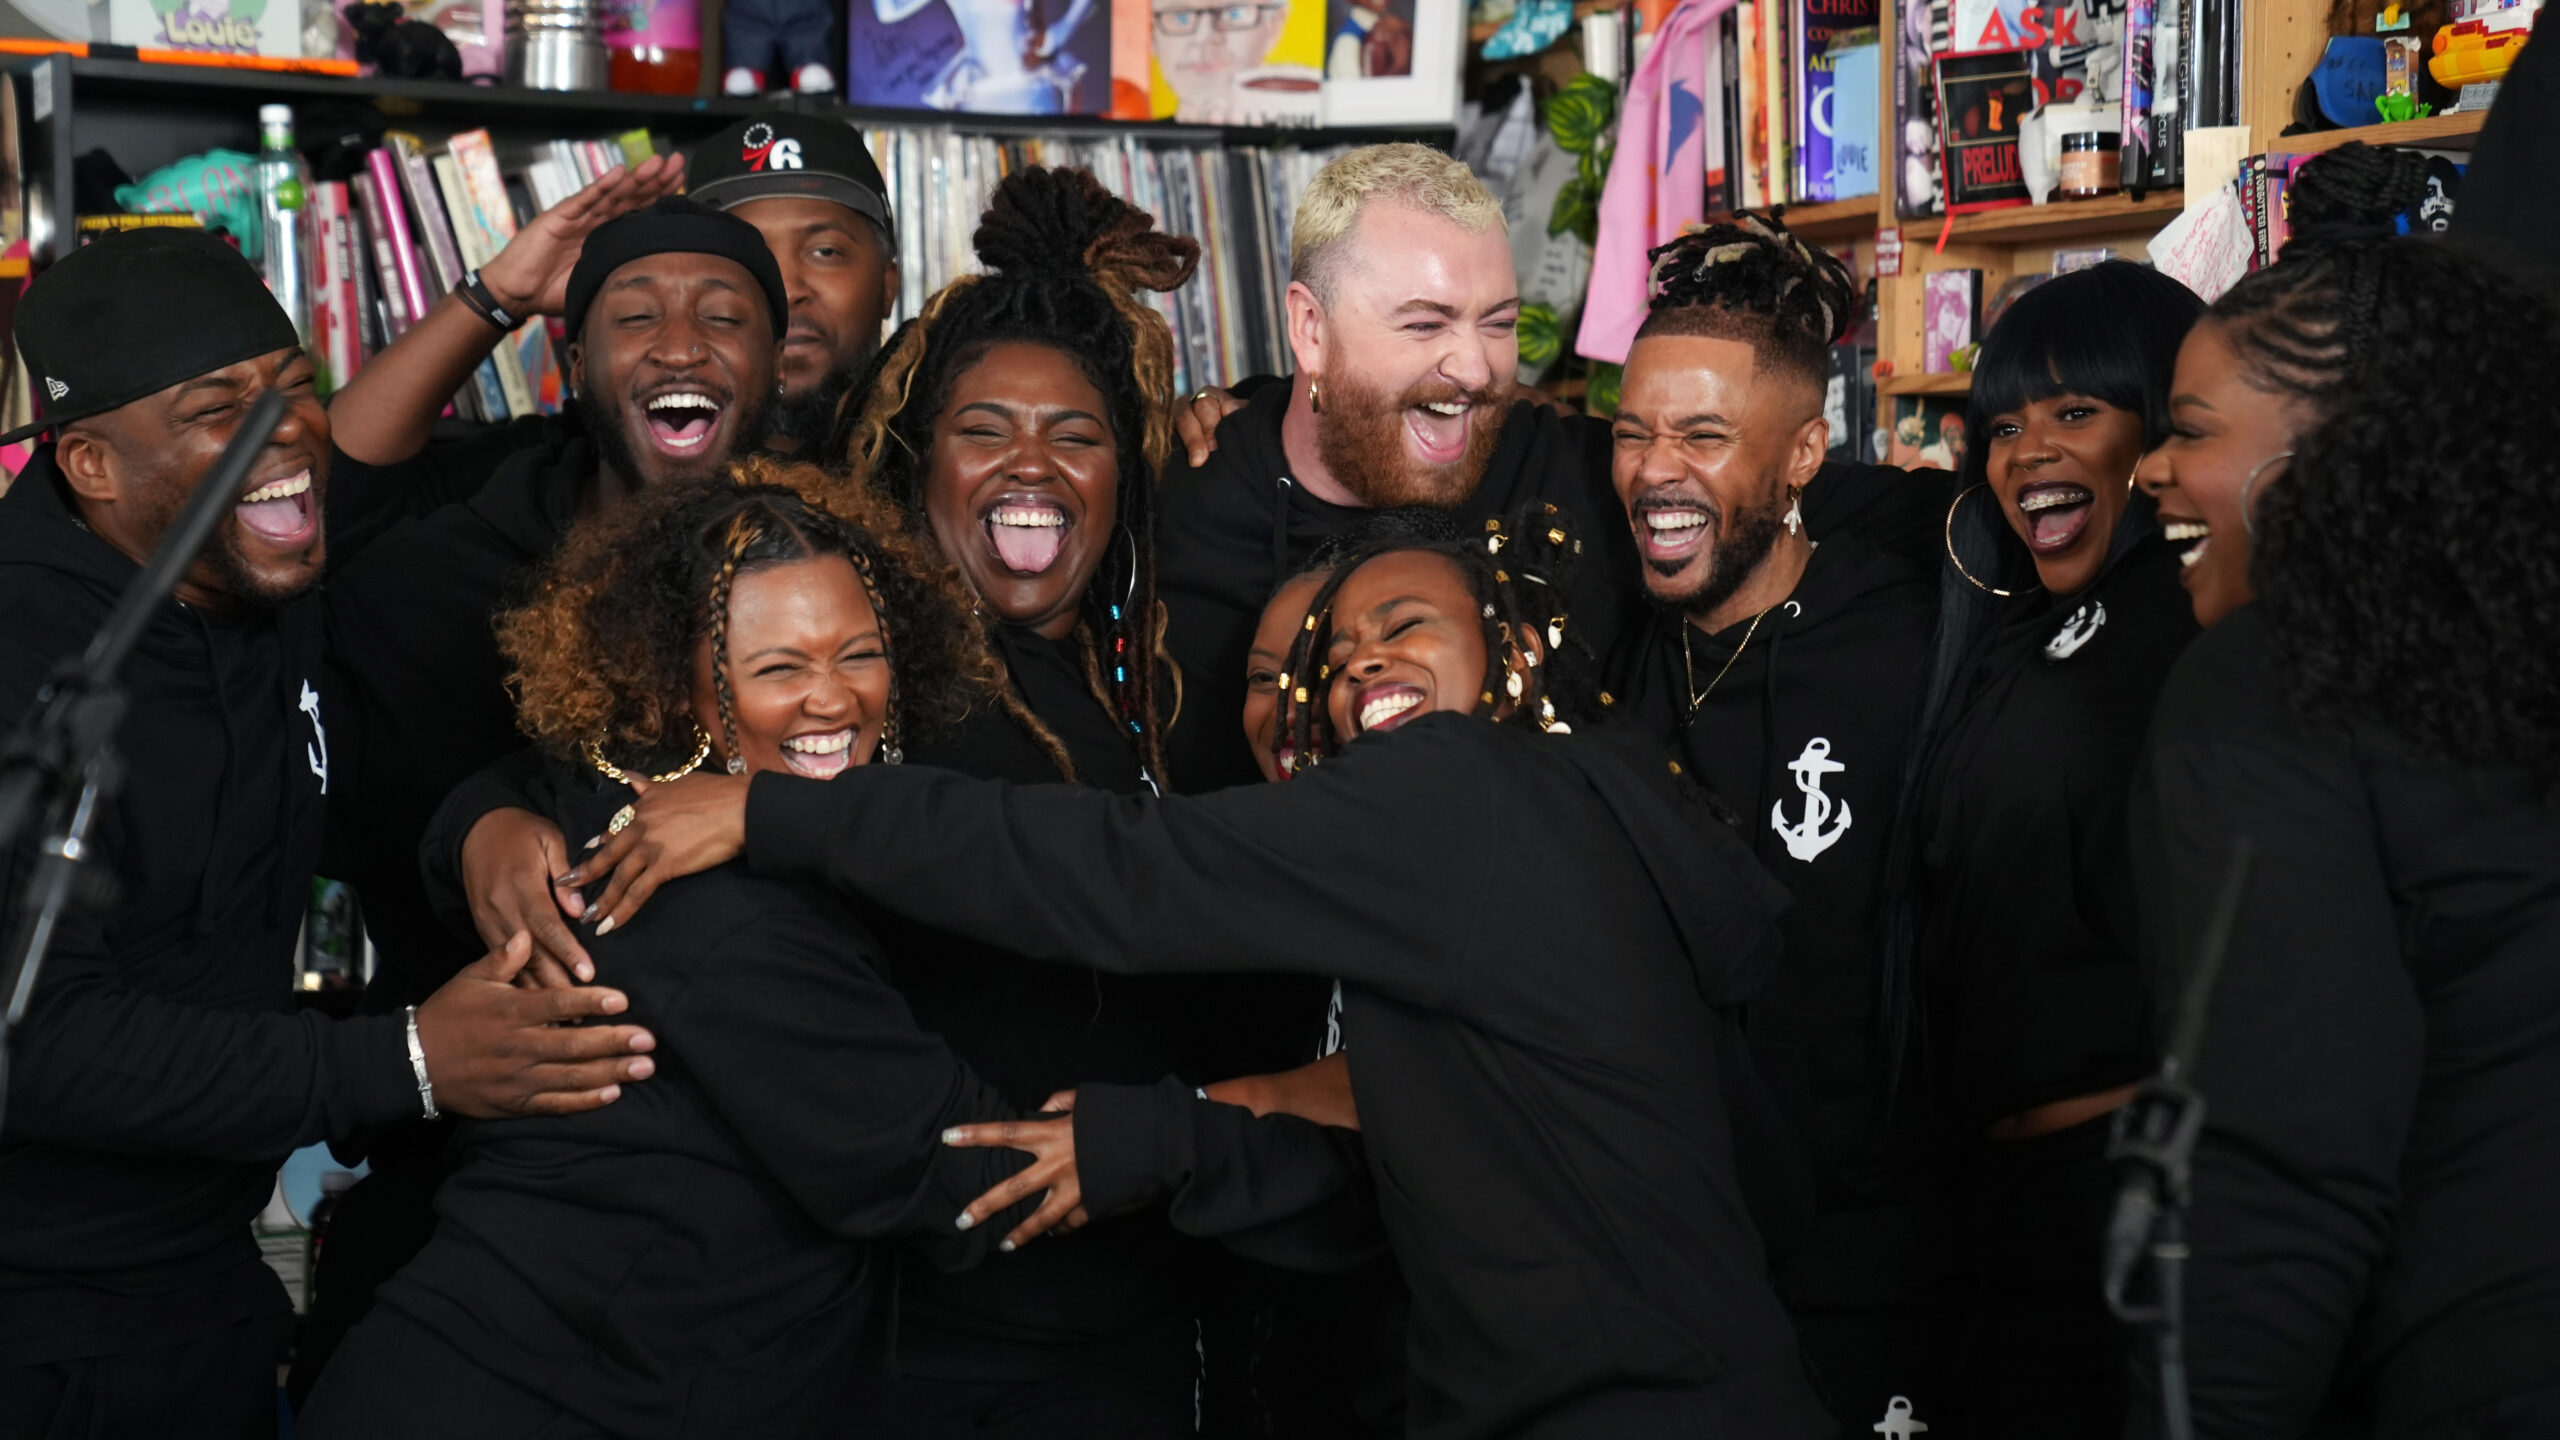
[1682,605,1775,717]
[583,727,712,786]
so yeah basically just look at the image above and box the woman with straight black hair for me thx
[1911,259,2204,1436]
[2129,198,2560,1436]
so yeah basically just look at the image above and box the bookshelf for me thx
[1859,0,2505,438]
[4,53,1450,267]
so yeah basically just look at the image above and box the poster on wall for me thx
[848,0,1115,113]
[1318,0,1460,123]
[1151,0,1325,124]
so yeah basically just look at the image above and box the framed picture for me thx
[1318,0,1460,125]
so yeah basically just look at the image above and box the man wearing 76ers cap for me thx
[684,109,903,455]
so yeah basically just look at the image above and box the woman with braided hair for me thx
[2126,172,2560,1435]
[299,470,1091,1439]
[541,503,1836,1438]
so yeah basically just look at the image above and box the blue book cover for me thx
[848,0,1112,114]
[1830,42,1879,199]
[1797,0,1880,202]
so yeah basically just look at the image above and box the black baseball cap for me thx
[687,112,898,250]
[1,227,300,446]
[562,196,792,341]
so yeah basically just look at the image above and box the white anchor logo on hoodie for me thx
[1772,736,1852,862]
[2044,600,2107,661]
[299,680,329,794]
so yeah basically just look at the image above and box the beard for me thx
[1645,484,1790,625]
[1313,367,1507,510]
[762,360,863,457]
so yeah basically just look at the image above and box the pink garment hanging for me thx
[1574,0,1733,365]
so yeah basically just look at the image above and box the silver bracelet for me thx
[403,1005,440,1121]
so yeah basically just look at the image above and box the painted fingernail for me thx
[954,1212,976,1231]
[941,1127,964,1145]
[595,917,616,937]
[998,1239,1016,1252]
[583,836,601,850]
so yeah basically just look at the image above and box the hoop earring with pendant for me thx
[1783,488,1804,536]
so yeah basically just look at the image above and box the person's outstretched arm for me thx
[729,716,1505,1011]
[327,154,683,465]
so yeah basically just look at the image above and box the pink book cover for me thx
[311,181,363,393]
[1923,268,1980,372]
[362,148,433,333]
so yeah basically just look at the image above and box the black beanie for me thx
[562,195,791,342]
[1,226,299,446]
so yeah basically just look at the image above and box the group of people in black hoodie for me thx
[3,65,2557,1440]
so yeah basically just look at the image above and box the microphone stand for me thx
[0,390,290,1131]
[2104,839,2256,1440]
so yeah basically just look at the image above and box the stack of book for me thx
[871,127,1355,397]
[1703,0,1884,214]
[313,128,662,420]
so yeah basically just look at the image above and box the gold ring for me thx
[1193,389,1213,404]
[608,804,636,835]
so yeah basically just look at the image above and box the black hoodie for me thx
[1915,526,2198,1130]
[321,415,587,1009]
[2129,606,2560,1437]
[326,758,1046,1439]
[0,449,448,1364]
[736,712,1834,1440]
[1601,527,1944,1406]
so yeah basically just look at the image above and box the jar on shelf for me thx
[605,0,700,95]
[507,0,609,90]
[2058,129,2121,200]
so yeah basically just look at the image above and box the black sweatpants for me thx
[1952,1112,2126,1438]
[0,1311,281,1440]
[843,1316,1199,1440]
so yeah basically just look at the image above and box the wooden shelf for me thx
[1942,189,2185,243]
[1773,195,1881,241]
[1880,371,1973,396]
[2268,108,2490,155]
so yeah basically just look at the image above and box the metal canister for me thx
[508,0,609,90]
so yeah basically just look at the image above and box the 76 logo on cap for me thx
[741,122,803,172]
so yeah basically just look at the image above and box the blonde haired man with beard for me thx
[1155,143,1640,794]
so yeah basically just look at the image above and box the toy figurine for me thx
[722,0,838,94]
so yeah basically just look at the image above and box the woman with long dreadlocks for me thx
[298,471,1086,1439]
[1903,258,2203,1436]
[2125,153,2560,1436]
[557,506,1836,1438]
[434,165,1335,1436]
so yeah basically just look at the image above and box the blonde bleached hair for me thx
[1290,143,1506,303]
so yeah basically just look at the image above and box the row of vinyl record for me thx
[870,128,1356,399]
[247,122,1349,420]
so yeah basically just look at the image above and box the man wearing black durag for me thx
[0,228,655,1438]
[1599,214,1952,1432]
[296,196,789,1394]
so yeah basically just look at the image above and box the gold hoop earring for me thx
[2237,450,2293,537]
[1307,379,1321,415]
[1943,482,2019,597]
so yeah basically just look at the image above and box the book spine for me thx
[394,137,470,293]
[1740,0,1765,207]
[311,181,363,393]
[1765,0,1791,211]
[360,151,430,334]
[433,150,535,420]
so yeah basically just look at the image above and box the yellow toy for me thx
[2429,17,2532,88]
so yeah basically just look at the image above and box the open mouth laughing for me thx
[1631,492,1715,569]
[781,727,855,779]
[2014,481,2096,554]
[1403,394,1479,467]
[2162,516,2211,570]
[235,468,317,547]
[1353,682,1427,735]
[982,493,1071,576]
[641,386,727,457]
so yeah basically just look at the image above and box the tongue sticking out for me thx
[2029,499,2090,549]
[990,519,1067,574]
